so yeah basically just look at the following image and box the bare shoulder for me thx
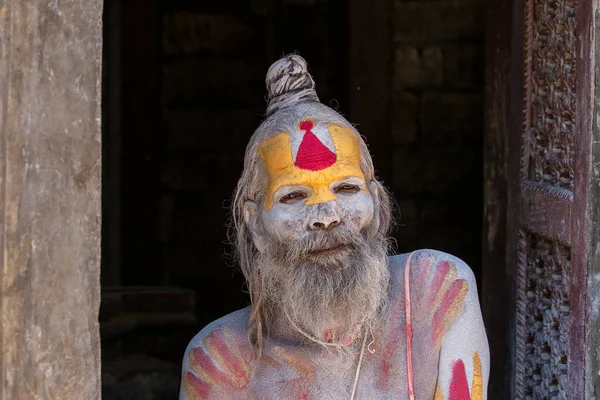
[184,306,251,353]
[387,249,477,289]
[387,250,481,347]
[180,307,253,399]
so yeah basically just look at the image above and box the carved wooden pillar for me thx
[0,0,102,398]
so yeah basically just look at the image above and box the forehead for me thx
[258,118,366,209]
[253,102,357,143]
[259,120,362,174]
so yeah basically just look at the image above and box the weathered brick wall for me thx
[391,0,484,269]
[159,0,348,325]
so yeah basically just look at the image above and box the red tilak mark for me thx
[295,120,336,171]
[185,371,211,398]
[448,359,471,400]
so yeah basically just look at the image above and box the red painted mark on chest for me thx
[449,359,471,400]
[377,299,404,390]
[295,120,336,171]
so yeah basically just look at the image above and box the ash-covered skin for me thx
[259,176,375,246]
[179,55,489,400]
[179,251,489,400]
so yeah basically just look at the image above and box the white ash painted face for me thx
[243,109,378,253]
[261,176,376,245]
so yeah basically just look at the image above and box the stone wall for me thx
[391,0,484,270]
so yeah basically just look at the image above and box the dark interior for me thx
[100,0,484,397]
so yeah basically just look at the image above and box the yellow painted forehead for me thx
[258,121,367,210]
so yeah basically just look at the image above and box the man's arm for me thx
[434,260,490,400]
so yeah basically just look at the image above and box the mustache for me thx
[278,227,367,260]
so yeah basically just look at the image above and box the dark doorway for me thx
[100,0,484,398]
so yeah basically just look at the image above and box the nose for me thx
[309,203,340,231]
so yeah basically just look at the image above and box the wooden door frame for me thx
[483,0,600,397]
[482,0,521,395]
[574,0,600,396]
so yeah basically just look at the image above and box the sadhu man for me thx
[179,55,489,400]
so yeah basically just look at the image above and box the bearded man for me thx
[179,55,489,400]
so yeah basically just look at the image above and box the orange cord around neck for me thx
[405,252,415,400]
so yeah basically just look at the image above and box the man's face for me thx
[258,119,375,248]
[247,118,387,344]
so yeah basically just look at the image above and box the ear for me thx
[368,181,381,235]
[243,200,267,253]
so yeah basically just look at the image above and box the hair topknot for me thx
[265,54,320,117]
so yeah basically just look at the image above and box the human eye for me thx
[334,183,361,194]
[279,190,308,204]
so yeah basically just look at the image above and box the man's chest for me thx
[245,332,440,400]
[182,253,470,399]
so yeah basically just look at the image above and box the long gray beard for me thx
[256,227,390,349]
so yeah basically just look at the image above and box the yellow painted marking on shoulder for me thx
[432,262,459,310]
[471,352,483,400]
[183,374,204,400]
[258,124,367,210]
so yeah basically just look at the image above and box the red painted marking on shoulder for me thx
[190,346,232,388]
[448,359,471,400]
[185,371,211,398]
[428,261,451,307]
[295,120,336,171]
[205,330,249,390]
[431,279,467,342]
